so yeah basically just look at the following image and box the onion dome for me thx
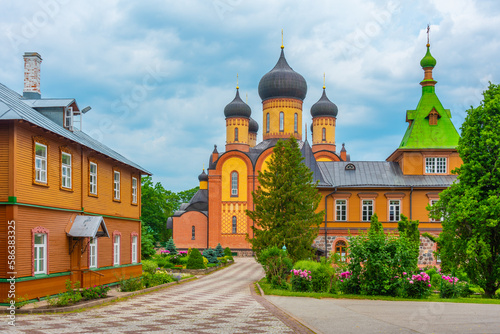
[224,89,251,118]
[258,48,307,101]
[420,45,437,68]
[310,88,338,117]
[249,117,259,133]
[198,169,208,182]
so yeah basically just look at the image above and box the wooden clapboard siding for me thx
[14,274,72,300]
[0,207,7,276]
[0,122,9,201]
[96,217,141,268]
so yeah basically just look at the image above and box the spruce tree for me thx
[432,83,500,297]
[246,137,323,262]
[165,237,178,255]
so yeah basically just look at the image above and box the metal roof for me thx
[0,83,151,174]
[67,215,109,238]
[22,98,76,109]
[317,161,457,188]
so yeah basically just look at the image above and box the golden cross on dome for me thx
[236,73,239,90]
[281,29,284,49]
[323,73,326,89]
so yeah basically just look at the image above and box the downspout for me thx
[409,186,414,220]
[324,187,338,258]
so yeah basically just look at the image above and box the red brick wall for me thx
[173,211,208,249]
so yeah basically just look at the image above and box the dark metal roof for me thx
[198,169,208,182]
[311,88,338,118]
[300,140,327,186]
[258,48,307,101]
[249,117,259,133]
[0,82,150,174]
[317,161,457,188]
[224,89,251,119]
[166,217,173,229]
[173,189,208,216]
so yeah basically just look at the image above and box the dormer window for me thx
[428,109,439,125]
[425,157,447,174]
[65,107,73,130]
[345,163,356,170]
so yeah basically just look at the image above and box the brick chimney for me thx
[23,52,42,99]
[340,143,347,161]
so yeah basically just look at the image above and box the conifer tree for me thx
[431,83,500,297]
[246,137,323,262]
[165,237,178,255]
[215,243,224,257]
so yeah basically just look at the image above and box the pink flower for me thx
[428,284,432,287]
[341,280,344,282]
[409,280,414,284]
[403,272,407,276]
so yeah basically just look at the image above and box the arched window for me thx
[232,216,237,234]
[335,240,347,262]
[234,127,239,141]
[231,171,238,197]
[266,113,270,133]
[192,226,195,240]
[322,128,326,141]
[429,109,439,125]
[294,113,298,133]
[279,112,284,131]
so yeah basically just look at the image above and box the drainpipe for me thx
[409,186,414,220]
[324,188,338,258]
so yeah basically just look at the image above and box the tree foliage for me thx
[431,83,500,297]
[246,137,324,262]
[141,225,156,260]
[398,214,421,261]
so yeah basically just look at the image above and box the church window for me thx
[294,113,298,132]
[425,157,446,174]
[232,216,237,234]
[279,112,284,132]
[322,128,326,141]
[335,240,347,262]
[231,171,238,197]
[192,226,195,240]
[266,113,270,133]
[234,127,239,141]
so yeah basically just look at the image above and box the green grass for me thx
[258,278,500,305]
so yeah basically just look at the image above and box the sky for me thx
[1,0,499,192]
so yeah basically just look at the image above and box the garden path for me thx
[5,258,312,333]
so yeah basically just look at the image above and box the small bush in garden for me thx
[165,237,178,255]
[401,272,432,298]
[119,276,143,292]
[294,259,334,293]
[217,257,227,264]
[290,269,312,292]
[431,273,442,288]
[338,271,358,294]
[186,248,206,269]
[215,243,225,257]
[142,260,158,274]
[207,263,218,267]
[47,280,83,307]
[81,285,110,300]
[257,246,293,289]
[203,248,219,264]
[440,275,472,298]
[224,247,233,259]
[179,256,189,265]
[179,251,188,257]
[156,257,171,268]
[142,271,175,288]
[160,249,171,257]
[224,255,233,262]
[169,254,181,265]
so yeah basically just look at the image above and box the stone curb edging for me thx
[169,260,234,275]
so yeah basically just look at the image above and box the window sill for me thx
[89,193,98,198]
[33,181,49,187]
[60,187,73,192]
[113,199,121,203]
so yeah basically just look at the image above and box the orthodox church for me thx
[170,38,461,265]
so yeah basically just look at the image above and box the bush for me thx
[207,263,218,267]
[224,247,233,260]
[401,271,432,298]
[119,276,143,292]
[165,237,178,255]
[169,254,181,265]
[81,285,110,300]
[47,280,83,307]
[142,271,174,288]
[215,243,224,257]
[179,256,188,265]
[142,260,158,274]
[217,257,227,264]
[431,273,442,288]
[257,246,293,289]
[293,260,335,293]
[440,275,472,298]
[156,257,171,269]
[290,269,312,292]
[203,248,219,264]
[186,248,206,269]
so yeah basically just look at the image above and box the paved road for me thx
[5,258,310,334]
[266,295,500,334]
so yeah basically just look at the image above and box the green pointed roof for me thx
[399,46,460,149]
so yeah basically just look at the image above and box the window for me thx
[336,200,347,221]
[294,113,298,132]
[425,157,447,174]
[429,109,439,125]
[65,107,73,130]
[89,162,97,195]
[131,235,138,264]
[335,240,347,262]
[192,226,195,240]
[389,200,400,222]
[34,233,47,274]
[113,235,120,265]
[61,152,71,189]
[113,171,120,200]
[362,200,373,221]
[234,127,239,141]
[132,177,138,204]
[430,199,443,222]
[35,143,47,183]
[232,216,237,234]
[279,112,284,131]
[322,128,326,141]
[266,113,270,133]
[231,171,238,197]
[89,237,97,269]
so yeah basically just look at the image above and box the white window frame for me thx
[65,107,73,130]
[425,157,447,174]
[231,171,238,197]
[35,143,47,183]
[132,177,138,204]
[114,171,120,200]
[131,236,138,264]
[430,199,444,222]
[61,152,71,189]
[335,199,347,221]
[389,200,400,222]
[34,233,47,274]
[89,237,98,269]
[89,162,97,195]
[362,200,373,222]
[113,235,120,266]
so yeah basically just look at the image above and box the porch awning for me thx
[67,215,110,238]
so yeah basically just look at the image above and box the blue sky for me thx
[2,0,499,192]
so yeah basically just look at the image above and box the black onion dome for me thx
[198,169,208,182]
[224,89,251,118]
[310,88,338,117]
[249,117,259,133]
[258,48,307,101]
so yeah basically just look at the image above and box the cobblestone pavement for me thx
[4,258,310,334]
